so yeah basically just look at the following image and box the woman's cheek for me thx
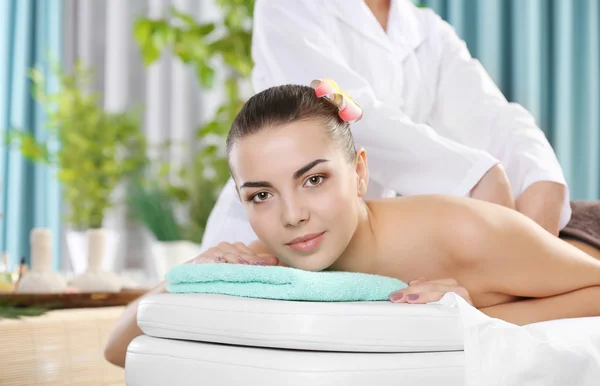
[314,186,352,218]
[248,210,273,240]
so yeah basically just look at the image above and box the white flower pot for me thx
[151,240,204,280]
[66,228,120,275]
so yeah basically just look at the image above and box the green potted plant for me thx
[8,62,147,275]
[131,1,253,276]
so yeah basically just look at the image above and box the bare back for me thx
[339,195,521,307]
[338,195,461,282]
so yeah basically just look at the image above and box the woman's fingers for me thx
[216,242,254,264]
[404,291,446,304]
[234,242,254,255]
[389,278,470,304]
[187,252,226,264]
[255,253,279,266]
[408,277,427,286]
[186,243,243,264]
[420,278,458,286]
[233,242,279,265]
[185,242,279,266]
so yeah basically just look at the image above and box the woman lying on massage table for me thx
[207,83,600,321]
[104,83,600,368]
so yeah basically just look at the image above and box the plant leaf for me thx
[134,18,152,45]
[197,63,216,88]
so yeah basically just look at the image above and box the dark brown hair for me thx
[226,84,356,163]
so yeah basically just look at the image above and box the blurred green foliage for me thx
[131,0,254,243]
[7,63,147,230]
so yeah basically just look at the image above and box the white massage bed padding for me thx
[126,335,465,386]
[136,293,464,352]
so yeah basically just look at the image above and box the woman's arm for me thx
[104,281,166,368]
[390,275,600,326]
[427,11,570,229]
[445,199,600,299]
[479,285,600,325]
[387,197,600,324]
[104,243,279,368]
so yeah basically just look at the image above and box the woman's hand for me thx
[187,241,279,266]
[388,278,473,305]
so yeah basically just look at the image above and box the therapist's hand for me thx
[470,163,516,210]
[188,242,279,266]
[388,278,473,305]
[516,181,565,237]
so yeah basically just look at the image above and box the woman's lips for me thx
[285,231,326,253]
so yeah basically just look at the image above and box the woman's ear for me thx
[354,148,369,197]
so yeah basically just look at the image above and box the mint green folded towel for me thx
[165,264,407,302]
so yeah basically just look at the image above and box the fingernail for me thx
[238,258,249,264]
[389,293,403,302]
[251,261,266,266]
[407,294,420,301]
[215,257,226,262]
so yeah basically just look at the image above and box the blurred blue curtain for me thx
[418,0,600,199]
[0,0,63,270]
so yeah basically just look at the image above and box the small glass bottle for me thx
[0,252,15,292]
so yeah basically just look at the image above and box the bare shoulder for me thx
[366,194,511,235]
[362,195,474,281]
[366,194,475,217]
[364,195,466,244]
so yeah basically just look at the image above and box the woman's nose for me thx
[281,198,309,227]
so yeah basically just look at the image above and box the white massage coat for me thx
[200,0,571,250]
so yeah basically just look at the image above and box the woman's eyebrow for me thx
[240,159,330,189]
[293,159,329,179]
[240,181,273,189]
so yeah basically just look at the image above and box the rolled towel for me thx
[165,263,407,302]
[16,228,67,294]
[559,201,600,249]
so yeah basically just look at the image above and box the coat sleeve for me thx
[425,11,571,227]
[250,0,499,197]
[427,13,569,193]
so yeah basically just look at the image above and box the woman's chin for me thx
[285,254,338,272]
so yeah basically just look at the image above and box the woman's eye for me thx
[305,175,324,187]
[251,192,272,203]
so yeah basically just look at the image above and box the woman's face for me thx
[229,119,368,271]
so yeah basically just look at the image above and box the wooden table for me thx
[0,306,127,385]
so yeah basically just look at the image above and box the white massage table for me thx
[125,293,600,385]
[126,293,465,385]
